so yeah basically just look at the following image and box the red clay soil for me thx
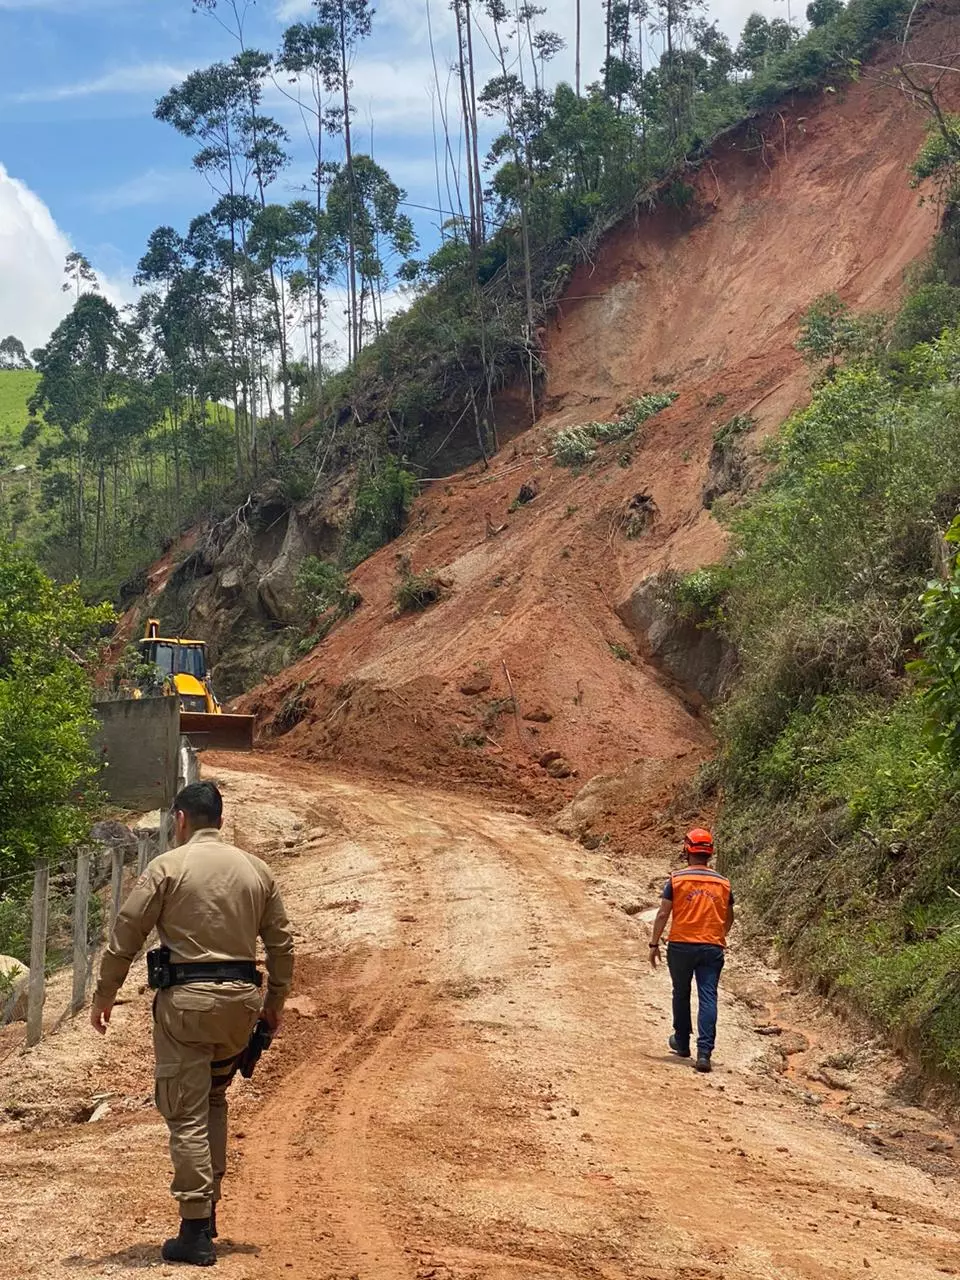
[240,5,956,844]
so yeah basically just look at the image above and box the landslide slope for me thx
[243,6,954,833]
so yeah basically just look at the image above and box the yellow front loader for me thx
[136,619,255,752]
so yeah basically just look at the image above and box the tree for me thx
[30,295,131,575]
[451,0,486,249]
[0,336,31,370]
[806,0,843,26]
[62,252,98,301]
[157,53,290,464]
[736,12,795,73]
[796,293,870,372]
[0,542,114,883]
[325,158,417,342]
[316,0,375,363]
[277,19,340,374]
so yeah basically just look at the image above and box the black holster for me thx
[238,1019,274,1079]
[147,945,173,990]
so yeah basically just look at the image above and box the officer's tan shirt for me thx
[94,828,294,1014]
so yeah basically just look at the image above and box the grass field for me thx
[0,369,39,458]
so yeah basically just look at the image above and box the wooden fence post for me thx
[26,864,49,1048]
[136,830,149,875]
[109,846,124,932]
[71,850,91,1015]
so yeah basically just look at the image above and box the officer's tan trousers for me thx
[153,983,262,1220]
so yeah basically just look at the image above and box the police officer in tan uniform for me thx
[90,781,294,1267]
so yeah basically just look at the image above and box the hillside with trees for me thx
[0,0,921,606]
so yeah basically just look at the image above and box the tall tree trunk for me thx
[605,0,613,96]
[225,125,243,481]
[315,92,325,379]
[453,0,479,249]
[464,0,485,244]
[575,0,582,97]
[339,4,360,362]
[76,443,85,577]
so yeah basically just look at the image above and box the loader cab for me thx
[138,620,217,715]
[140,638,208,682]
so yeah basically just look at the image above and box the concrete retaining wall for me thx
[93,698,179,811]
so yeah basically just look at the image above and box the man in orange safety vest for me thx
[649,828,734,1074]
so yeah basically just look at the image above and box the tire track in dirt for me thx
[213,761,960,1280]
[5,758,960,1280]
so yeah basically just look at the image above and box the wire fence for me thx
[1,738,200,1048]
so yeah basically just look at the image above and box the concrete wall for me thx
[93,699,179,812]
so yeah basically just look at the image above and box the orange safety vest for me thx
[668,866,732,947]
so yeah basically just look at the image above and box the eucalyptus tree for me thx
[277,19,340,372]
[62,252,98,302]
[315,0,375,364]
[30,296,133,574]
[325,158,417,344]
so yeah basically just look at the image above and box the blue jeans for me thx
[667,942,725,1056]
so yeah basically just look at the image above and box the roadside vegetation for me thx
[677,116,960,1078]
[0,543,113,958]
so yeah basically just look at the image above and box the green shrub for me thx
[553,393,677,466]
[795,294,886,369]
[714,413,755,445]
[910,115,960,189]
[395,564,445,613]
[295,558,361,619]
[910,515,960,764]
[0,544,113,882]
[891,283,960,350]
[666,564,733,626]
[343,458,419,568]
[0,892,30,964]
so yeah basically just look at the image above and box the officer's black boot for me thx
[210,1203,218,1240]
[161,1218,217,1267]
[695,1052,712,1074]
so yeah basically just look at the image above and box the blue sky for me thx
[0,0,786,351]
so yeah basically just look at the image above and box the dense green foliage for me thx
[294,555,361,648]
[552,393,678,466]
[684,221,960,1077]
[302,0,916,469]
[0,544,113,888]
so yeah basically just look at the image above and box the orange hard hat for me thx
[684,828,714,856]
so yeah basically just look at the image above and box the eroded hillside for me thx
[224,6,954,848]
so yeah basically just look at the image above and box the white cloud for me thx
[274,0,311,18]
[0,164,134,351]
[11,62,192,104]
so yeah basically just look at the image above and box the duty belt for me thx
[171,961,262,987]
[147,944,263,990]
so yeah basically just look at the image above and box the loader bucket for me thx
[180,712,256,752]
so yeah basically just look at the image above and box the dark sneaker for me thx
[161,1219,216,1267]
[695,1054,712,1074]
[669,1035,691,1058]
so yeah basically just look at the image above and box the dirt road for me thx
[2,756,960,1280]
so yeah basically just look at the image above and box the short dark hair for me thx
[173,781,223,826]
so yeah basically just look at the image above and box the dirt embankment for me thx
[240,7,953,845]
